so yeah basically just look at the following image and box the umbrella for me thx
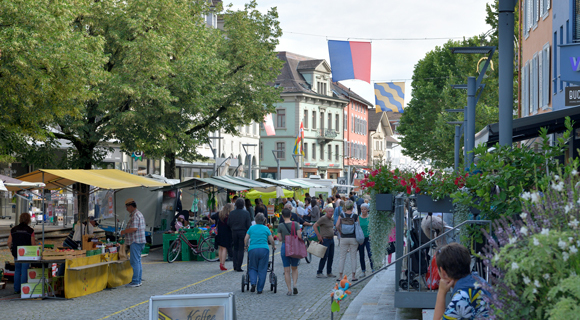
[0,180,7,192]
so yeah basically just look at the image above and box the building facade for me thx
[367,111,393,167]
[260,52,348,179]
[332,82,371,179]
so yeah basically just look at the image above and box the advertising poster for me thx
[158,306,224,320]
[267,205,275,217]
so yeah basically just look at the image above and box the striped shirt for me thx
[126,209,146,245]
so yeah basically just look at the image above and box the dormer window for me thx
[317,81,327,95]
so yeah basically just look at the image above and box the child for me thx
[433,243,490,320]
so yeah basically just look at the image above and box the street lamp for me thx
[242,144,257,179]
[272,150,284,180]
[450,45,496,169]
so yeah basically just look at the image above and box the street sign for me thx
[149,292,236,320]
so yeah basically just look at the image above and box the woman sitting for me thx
[244,213,275,294]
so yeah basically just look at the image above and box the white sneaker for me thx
[361,272,366,278]
[126,282,141,287]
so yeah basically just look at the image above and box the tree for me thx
[398,1,518,168]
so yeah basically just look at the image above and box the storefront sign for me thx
[267,205,275,217]
[559,44,580,84]
[149,293,236,320]
[565,86,580,106]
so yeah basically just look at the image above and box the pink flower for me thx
[367,181,375,187]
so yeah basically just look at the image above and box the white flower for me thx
[511,262,519,270]
[520,212,528,220]
[572,169,578,176]
[552,181,565,192]
[443,167,454,174]
[565,203,573,214]
[523,276,531,285]
[569,218,579,229]
[570,246,578,254]
[541,228,550,235]
[494,254,500,262]
[531,192,541,203]
[569,237,574,243]
[521,192,531,201]
[576,181,580,189]
[533,237,540,246]
[558,238,567,250]
[563,252,570,262]
[543,274,550,280]
[577,240,580,247]
[520,226,528,236]
[534,279,541,288]
[509,237,517,245]
[554,175,560,181]
[533,288,538,294]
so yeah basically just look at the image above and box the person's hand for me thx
[272,245,276,251]
[438,277,456,294]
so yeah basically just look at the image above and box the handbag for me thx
[354,221,365,245]
[426,255,440,290]
[283,222,307,259]
[118,245,128,260]
[307,241,327,258]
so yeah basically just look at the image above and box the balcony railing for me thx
[316,129,338,141]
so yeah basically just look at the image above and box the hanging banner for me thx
[374,82,405,113]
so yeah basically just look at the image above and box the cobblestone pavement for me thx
[0,241,375,320]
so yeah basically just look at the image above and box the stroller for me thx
[241,247,278,293]
[399,215,432,291]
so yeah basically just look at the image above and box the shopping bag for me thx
[354,221,365,245]
[283,222,307,259]
[426,255,440,290]
[118,245,128,260]
[307,241,327,258]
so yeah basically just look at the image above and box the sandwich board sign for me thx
[150,292,236,320]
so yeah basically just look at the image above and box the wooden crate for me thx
[42,250,86,261]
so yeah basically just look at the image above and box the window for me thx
[576,0,580,41]
[541,0,550,18]
[376,141,379,150]
[320,144,324,161]
[532,53,539,114]
[328,113,332,130]
[522,61,530,117]
[312,143,316,159]
[260,142,263,160]
[335,145,339,161]
[276,109,286,128]
[253,123,257,135]
[304,143,308,160]
[351,115,354,132]
[542,44,550,109]
[320,112,324,130]
[317,82,327,95]
[328,145,332,161]
[304,110,308,129]
[276,142,285,159]
[335,114,340,132]
[344,112,347,131]
[312,111,316,129]
[532,0,538,28]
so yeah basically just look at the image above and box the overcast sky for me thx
[227,0,493,106]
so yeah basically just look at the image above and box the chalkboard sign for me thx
[150,292,236,320]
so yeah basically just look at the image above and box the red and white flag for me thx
[263,113,276,136]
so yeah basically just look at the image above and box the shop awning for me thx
[0,174,46,191]
[212,175,274,189]
[476,106,580,147]
[257,178,303,188]
[282,179,326,189]
[16,169,168,190]
[154,177,249,192]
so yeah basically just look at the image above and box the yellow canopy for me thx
[245,189,294,204]
[16,169,169,190]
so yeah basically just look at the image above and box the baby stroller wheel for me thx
[270,273,277,293]
[399,279,409,290]
[411,279,420,291]
[241,275,246,292]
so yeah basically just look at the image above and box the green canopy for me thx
[154,177,248,192]
[245,189,294,204]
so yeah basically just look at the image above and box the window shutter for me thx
[527,0,532,31]
[536,0,539,23]
[539,50,543,109]
[544,44,550,106]
[546,0,550,10]
[540,0,544,16]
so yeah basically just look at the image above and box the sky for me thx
[226,0,494,106]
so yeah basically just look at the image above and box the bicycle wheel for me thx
[304,239,312,263]
[167,239,182,263]
[199,237,219,262]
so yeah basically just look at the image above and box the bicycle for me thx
[301,226,314,264]
[167,228,219,263]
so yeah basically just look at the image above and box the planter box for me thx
[416,195,453,213]
[375,194,394,211]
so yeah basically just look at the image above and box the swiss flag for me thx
[263,113,275,136]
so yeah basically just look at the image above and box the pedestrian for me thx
[356,195,365,216]
[291,197,297,207]
[309,199,320,222]
[245,199,255,221]
[318,194,324,203]
[210,203,233,271]
[296,201,306,217]
[228,198,251,272]
[313,205,336,278]
[277,208,303,295]
[305,198,312,218]
[357,203,374,277]
[121,198,146,287]
[254,199,266,217]
[7,212,36,294]
[244,213,275,294]
[433,243,490,320]
[336,200,359,281]
[333,198,344,226]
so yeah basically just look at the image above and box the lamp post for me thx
[242,143,257,179]
[498,0,516,146]
[272,150,284,180]
[207,136,223,177]
[450,46,496,169]
[292,154,302,178]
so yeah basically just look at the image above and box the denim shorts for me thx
[280,244,300,267]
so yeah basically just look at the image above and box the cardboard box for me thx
[27,268,50,283]
[21,282,48,298]
[17,246,41,261]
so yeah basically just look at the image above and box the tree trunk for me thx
[75,144,94,223]
[164,152,176,179]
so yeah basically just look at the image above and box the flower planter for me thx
[416,195,453,213]
[375,193,394,211]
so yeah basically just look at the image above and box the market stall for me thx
[15,169,168,299]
